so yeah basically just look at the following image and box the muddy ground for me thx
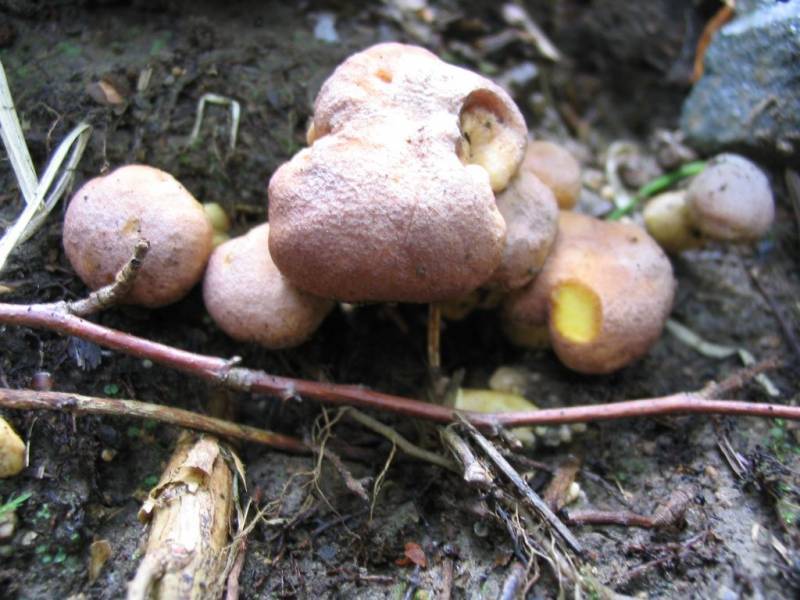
[0,1,799,598]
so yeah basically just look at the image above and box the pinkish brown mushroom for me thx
[268,43,528,303]
[203,224,334,349]
[63,165,213,308]
[520,140,582,210]
[644,154,774,254]
[685,153,774,242]
[503,211,676,374]
[486,169,559,291]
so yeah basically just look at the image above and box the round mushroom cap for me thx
[269,42,528,304]
[686,153,774,241]
[203,224,334,349]
[520,141,582,210]
[503,212,676,374]
[63,165,213,308]
[487,170,558,291]
[643,190,704,254]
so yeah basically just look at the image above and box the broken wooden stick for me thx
[128,432,237,599]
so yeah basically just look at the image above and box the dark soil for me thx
[0,1,798,598]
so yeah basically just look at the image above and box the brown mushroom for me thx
[63,165,213,307]
[503,212,676,374]
[203,224,334,349]
[644,154,774,253]
[685,153,774,242]
[519,140,582,210]
[268,42,528,303]
[486,169,559,291]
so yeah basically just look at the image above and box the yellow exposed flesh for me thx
[455,388,537,445]
[551,282,601,344]
[458,106,517,192]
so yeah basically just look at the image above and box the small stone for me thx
[681,2,800,163]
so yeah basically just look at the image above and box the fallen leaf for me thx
[89,539,112,583]
[396,541,427,568]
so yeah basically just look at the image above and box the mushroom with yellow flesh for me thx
[503,211,676,374]
[268,43,528,303]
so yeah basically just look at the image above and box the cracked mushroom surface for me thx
[268,43,528,303]
[63,165,213,308]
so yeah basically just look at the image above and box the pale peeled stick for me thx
[269,42,528,303]
[503,211,676,374]
[203,224,334,349]
[0,416,25,478]
[63,165,213,307]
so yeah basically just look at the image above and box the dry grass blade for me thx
[0,60,92,272]
[0,60,37,202]
[188,93,241,151]
[666,319,780,396]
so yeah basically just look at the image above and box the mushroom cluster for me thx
[62,43,688,372]
[644,153,774,253]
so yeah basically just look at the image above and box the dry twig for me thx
[0,300,795,427]
[440,425,493,487]
[456,414,583,555]
[0,387,306,453]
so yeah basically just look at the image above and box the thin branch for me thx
[440,425,494,487]
[564,509,657,529]
[0,387,307,453]
[747,267,800,364]
[66,239,150,316]
[344,408,457,473]
[456,414,583,555]
[0,301,796,427]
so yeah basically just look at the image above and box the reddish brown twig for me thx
[565,489,691,530]
[565,509,656,529]
[692,4,734,82]
[0,387,307,453]
[0,301,796,427]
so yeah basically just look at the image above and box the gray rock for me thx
[680,1,800,164]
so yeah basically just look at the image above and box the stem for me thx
[0,302,796,427]
[606,160,707,221]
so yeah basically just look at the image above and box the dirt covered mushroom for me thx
[268,42,528,303]
[203,224,334,349]
[503,212,676,374]
[644,154,774,252]
[63,165,213,307]
[686,153,774,241]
